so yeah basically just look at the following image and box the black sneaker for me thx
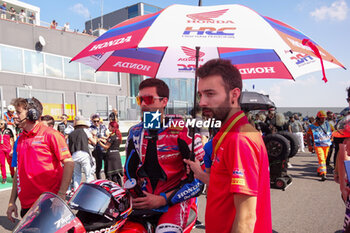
[321,174,326,181]
[1,179,6,184]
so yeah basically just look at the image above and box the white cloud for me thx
[310,0,348,21]
[70,3,90,19]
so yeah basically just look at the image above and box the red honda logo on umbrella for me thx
[181,47,205,59]
[186,9,229,21]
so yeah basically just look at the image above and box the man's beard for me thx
[202,96,232,122]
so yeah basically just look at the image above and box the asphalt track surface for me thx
[0,151,345,233]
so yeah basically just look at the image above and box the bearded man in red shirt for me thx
[185,59,272,233]
[6,97,74,221]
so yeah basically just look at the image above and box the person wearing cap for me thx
[307,110,334,181]
[68,116,96,192]
[332,115,350,232]
[4,105,16,125]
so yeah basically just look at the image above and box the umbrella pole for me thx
[190,46,201,162]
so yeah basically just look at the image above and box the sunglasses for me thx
[136,95,164,106]
[93,120,100,123]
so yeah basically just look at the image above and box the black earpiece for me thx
[26,98,39,122]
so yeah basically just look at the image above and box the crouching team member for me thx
[125,79,205,233]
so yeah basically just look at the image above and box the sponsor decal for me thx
[183,9,235,38]
[232,169,244,177]
[62,151,70,156]
[290,53,315,67]
[178,47,205,62]
[177,47,205,72]
[183,27,236,37]
[89,35,132,52]
[175,181,202,200]
[54,215,72,229]
[186,9,232,23]
[286,37,326,56]
[32,141,42,144]
[231,178,245,186]
[158,145,178,152]
[91,53,104,60]
[177,64,197,72]
[113,61,151,71]
[239,67,276,74]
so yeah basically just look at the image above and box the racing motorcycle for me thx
[13,179,198,233]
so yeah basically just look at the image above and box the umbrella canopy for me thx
[72,4,345,81]
[240,91,275,112]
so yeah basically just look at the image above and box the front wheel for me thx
[275,178,287,189]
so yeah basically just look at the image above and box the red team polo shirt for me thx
[16,122,71,209]
[206,111,272,233]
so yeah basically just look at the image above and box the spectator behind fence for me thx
[50,20,57,29]
[1,3,7,19]
[40,115,55,128]
[29,13,35,24]
[18,9,25,22]
[63,22,70,31]
[9,7,16,21]
[6,97,74,221]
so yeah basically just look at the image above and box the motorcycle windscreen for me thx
[13,192,81,233]
[68,183,115,217]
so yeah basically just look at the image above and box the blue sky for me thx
[26,0,349,109]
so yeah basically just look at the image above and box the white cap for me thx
[7,105,15,111]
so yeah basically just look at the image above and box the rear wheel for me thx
[278,131,299,158]
[275,178,287,189]
[263,134,291,161]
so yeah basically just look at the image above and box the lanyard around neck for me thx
[214,112,245,156]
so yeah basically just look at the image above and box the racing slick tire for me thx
[263,134,291,162]
[277,131,300,158]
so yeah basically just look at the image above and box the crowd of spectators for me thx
[0,3,35,23]
[0,3,93,35]
[1,107,122,190]
[246,108,347,172]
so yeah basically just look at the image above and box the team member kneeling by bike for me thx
[125,79,205,233]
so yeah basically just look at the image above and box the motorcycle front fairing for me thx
[13,192,85,233]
